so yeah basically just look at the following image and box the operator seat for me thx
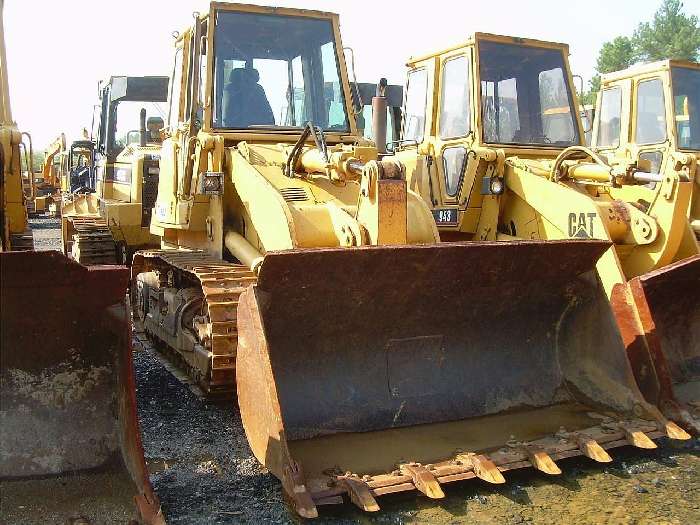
[147,117,164,143]
[222,67,275,128]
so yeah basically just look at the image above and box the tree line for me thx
[582,0,700,104]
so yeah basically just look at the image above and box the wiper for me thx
[284,122,328,178]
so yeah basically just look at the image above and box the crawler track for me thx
[132,250,256,396]
[65,216,117,264]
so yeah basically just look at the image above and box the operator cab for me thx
[211,10,350,133]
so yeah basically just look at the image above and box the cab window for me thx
[596,87,622,148]
[439,55,471,139]
[402,68,428,143]
[635,79,667,145]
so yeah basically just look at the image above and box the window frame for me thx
[669,65,700,152]
[441,145,468,197]
[209,10,350,132]
[438,54,472,141]
[168,46,185,131]
[634,77,667,146]
[596,86,622,149]
[401,67,429,144]
[476,40,581,148]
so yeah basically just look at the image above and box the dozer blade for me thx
[0,251,164,524]
[236,240,689,518]
[626,255,700,434]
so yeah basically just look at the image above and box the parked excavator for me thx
[61,75,168,264]
[62,137,97,194]
[390,33,698,434]
[130,4,689,517]
[0,4,163,523]
[18,132,66,217]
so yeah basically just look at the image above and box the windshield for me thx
[478,41,579,147]
[212,11,349,131]
[109,101,167,155]
[671,67,700,150]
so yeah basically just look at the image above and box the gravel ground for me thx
[23,218,700,524]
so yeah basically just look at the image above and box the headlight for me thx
[481,176,505,195]
[489,176,504,195]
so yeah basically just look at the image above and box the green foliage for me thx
[578,76,600,106]
[634,0,700,61]
[583,0,699,107]
[597,37,638,74]
[20,150,45,173]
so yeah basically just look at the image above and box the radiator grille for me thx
[279,187,309,202]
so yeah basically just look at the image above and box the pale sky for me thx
[4,0,693,147]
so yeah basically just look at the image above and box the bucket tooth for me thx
[619,424,657,449]
[282,464,318,519]
[576,437,613,463]
[662,421,691,440]
[457,453,505,484]
[557,429,613,463]
[400,464,445,499]
[518,445,561,475]
[338,476,380,512]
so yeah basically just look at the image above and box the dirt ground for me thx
[13,218,700,524]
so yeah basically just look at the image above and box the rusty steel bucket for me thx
[236,240,690,518]
[625,255,700,434]
[0,251,164,524]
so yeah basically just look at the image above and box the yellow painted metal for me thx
[391,33,700,443]
[592,60,699,249]
[61,104,163,261]
[395,33,698,292]
[40,133,66,188]
[0,5,29,249]
[128,8,697,518]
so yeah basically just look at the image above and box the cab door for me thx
[629,74,672,176]
[592,79,630,160]
[428,50,483,235]
[395,61,435,211]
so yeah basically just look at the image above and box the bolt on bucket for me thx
[0,251,164,524]
[627,254,700,434]
[236,240,690,518]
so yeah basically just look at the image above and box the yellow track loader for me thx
[590,59,699,432]
[0,4,163,522]
[391,33,699,434]
[62,75,168,265]
[131,4,688,517]
[591,60,699,239]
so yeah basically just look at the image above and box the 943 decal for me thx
[432,208,458,226]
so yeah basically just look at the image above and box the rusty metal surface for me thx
[235,239,685,516]
[0,250,164,524]
[628,254,700,432]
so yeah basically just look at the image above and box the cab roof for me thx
[600,59,700,83]
[406,32,570,66]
